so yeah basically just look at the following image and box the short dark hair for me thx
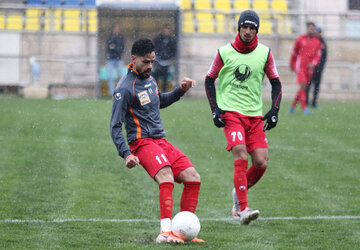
[131,38,155,56]
[306,21,315,27]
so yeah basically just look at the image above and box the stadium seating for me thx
[214,0,232,33]
[0,14,5,29]
[6,13,23,30]
[182,11,195,33]
[252,0,271,19]
[272,0,289,14]
[252,0,273,34]
[63,9,81,32]
[196,12,214,33]
[63,0,81,7]
[86,9,97,33]
[83,0,96,7]
[233,0,250,11]
[0,0,97,33]
[18,0,292,35]
[25,8,42,31]
[180,0,192,9]
[46,0,62,7]
[27,0,44,5]
[194,0,214,33]
[44,9,62,31]
[271,0,292,34]
[258,19,273,34]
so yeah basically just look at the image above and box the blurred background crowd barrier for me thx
[0,0,359,100]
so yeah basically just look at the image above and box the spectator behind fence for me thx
[306,26,327,109]
[30,56,40,85]
[152,25,177,92]
[106,24,125,96]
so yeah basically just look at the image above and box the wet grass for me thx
[0,97,359,249]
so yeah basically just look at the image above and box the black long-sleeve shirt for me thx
[106,34,125,60]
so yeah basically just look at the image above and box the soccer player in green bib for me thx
[205,10,282,225]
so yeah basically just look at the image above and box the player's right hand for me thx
[261,106,279,131]
[212,107,226,128]
[180,77,196,92]
[125,154,140,168]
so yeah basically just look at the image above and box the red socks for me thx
[180,181,201,213]
[159,182,174,219]
[159,181,201,219]
[247,165,266,189]
[299,89,307,110]
[291,88,307,111]
[234,159,248,211]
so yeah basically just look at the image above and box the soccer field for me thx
[0,97,359,249]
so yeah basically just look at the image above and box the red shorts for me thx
[222,111,268,152]
[129,138,193,182]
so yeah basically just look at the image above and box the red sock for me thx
[247,165,266,189]
[180,181,201,213]
[234,159,248,211]
[159,182,174,219]
[291,89,300,108]
[299,89,307,110]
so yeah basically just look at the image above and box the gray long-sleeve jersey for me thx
[110,66,186,159]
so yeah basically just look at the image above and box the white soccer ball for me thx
[171,211,201,241]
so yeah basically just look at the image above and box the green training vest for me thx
[217,42,269,116]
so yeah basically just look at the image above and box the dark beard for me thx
[240,36,251,45]
[138,71,151,80]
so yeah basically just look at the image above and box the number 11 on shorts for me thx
[156,154,168,164]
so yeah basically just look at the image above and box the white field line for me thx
[1,216,359,223]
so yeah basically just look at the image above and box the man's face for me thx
[307,24,316,37]
[239,24,257,44]
[113,25,121,35]
[131,52,155,79]
[162,27,170,36]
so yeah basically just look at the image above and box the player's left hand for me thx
[261,107,279,131]
[125,154,140,169]
[180,77,196,92]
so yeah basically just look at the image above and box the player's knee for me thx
[155,166,174,183]
[179,167,201,182]
[232,145,248,160]
[253,158,268,169]
[189,170,201,182]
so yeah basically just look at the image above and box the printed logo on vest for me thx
[138,90,151,105]
[234,64,252,82]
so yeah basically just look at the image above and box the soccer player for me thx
[204,10,282,225]
[289,22,321,114]
[110,38,204,244]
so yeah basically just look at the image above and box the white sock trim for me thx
[160,218,171,232]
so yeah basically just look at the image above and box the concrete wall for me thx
[20,33,97,86]
[0,33,21,85]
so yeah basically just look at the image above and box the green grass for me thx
[0,97,359,249]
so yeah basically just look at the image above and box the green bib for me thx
[217,42,269,116]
